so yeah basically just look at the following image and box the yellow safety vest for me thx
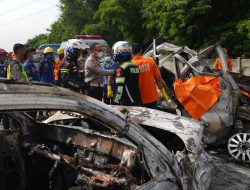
[7,61,28,81]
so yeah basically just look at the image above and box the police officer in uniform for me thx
[23,48,39,81]
[60,40,87,92]
[7,43,27,81]
[108,41,142,106]
[84,43,114,101]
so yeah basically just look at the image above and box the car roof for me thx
[38,44,61,52]
[0,80,128,132]
[39,43,61,47]
[60,39,109,50]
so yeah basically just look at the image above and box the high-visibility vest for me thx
[7,61,28,81]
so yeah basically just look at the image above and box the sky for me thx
[0,0,60,51]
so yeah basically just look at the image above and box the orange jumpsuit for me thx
[54,57,62,81]
[132,56,161,104]
[214,57,232,72]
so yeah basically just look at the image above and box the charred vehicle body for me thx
[0,81,212,190]
[145,43,250,163]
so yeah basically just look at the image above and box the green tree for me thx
[83,0,146,46]
[26,34,49,48]
[142,0,250,57]
[142,0,212,46]
[49,0,101,42]
[27,0,250,57]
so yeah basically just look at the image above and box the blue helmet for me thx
[66,47,78,60]
[112,41,132,62]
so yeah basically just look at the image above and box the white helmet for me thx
[62,39,89,57]
[112,41,132,62]
[65,39,89,50]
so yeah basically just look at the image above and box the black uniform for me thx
[113,61,142,106]
[60,58,85,91]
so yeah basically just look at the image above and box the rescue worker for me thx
[214,48,232,72]
[54,48,64,85]
[0,49,9,129]
[60,46,85,91]
[85,43,114,101]
[101,51,117,104]
[23,48,39,81]
[108,41,142,106]
[4,52,15,77]
[131,43,169,108]
[7,43,27,81]
[39,47,54,84]
[0,48,7,78]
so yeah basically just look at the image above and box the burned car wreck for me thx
[0,81,212,190]
[145,42,250,163]
[1,42,249,189]
[44,107,213,190]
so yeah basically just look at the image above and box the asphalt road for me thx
[209,151,250,190]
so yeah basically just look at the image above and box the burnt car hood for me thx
[43,107,204,154]
[112,106,204,154]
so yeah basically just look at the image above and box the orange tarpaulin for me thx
[241,90,250,99]
[174,76,221,120]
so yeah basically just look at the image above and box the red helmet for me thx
[0,48,7,56]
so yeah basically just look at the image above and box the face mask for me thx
[97,51,103,58]
[98,57,105,62]
[59,54,64,59]
[46,54,53,59]
[104,56,112,62]
[32,55,38,61]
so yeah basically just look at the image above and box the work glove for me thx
[160,88,169,103]
[107,85,114,98]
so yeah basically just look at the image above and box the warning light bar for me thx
[75,35,103,39]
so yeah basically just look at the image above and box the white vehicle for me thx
[60,39,90,52]
[60,35,109,52]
